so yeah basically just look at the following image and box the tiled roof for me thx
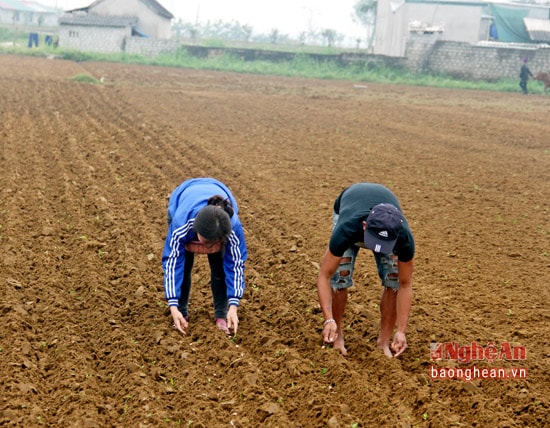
[142,0,173,19]
[59,14,138,27]
[71,0,173,19]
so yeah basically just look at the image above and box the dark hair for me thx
[206,195,234,218]
[193,205,232,244]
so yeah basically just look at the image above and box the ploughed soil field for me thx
[1,54,548,427]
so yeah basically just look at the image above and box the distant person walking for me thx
[519,58,534,95]
[162,178,248,336]
[316,183,415,358]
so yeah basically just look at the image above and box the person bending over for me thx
[317,182,415,357]
[162,178,247,335]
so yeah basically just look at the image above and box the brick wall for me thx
[405,37,550,81]
[173,41,550,81]
[124,37,179,57]
[121,36,550,81]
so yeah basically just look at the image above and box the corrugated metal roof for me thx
[21,1,57,13]
[0,0,57,12]
[59,14,138,28]
[0,0,36,12]
[142,0,173,19]
[524,17,550,42]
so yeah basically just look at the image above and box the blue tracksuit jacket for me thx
[162,178,247,308]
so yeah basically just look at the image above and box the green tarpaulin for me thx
[490,4,531,43]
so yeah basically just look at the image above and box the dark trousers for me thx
[178,251,228,319]
[28,33,39,48]
[519,80,528,95]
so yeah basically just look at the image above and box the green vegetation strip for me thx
[0,39,535,93]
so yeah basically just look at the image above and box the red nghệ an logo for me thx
[430,341,526,363]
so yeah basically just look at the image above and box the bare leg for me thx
[332,288,348,356]
[377,287,397,357]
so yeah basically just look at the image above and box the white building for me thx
[0,0,58,27]
[373,0,550,57]
[58,0,174,53]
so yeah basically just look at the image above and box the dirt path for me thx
[0,54,548,427]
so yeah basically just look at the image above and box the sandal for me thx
[215,318,230,335]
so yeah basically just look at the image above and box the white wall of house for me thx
[375,0,484,57]
[59,25,132,53]
[409,4,483,42]
[373,0,409,57]
[0,9,16,24]
[90,0,171,39]
[0,9,57,27]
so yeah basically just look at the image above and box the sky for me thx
[40,0,367,43]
